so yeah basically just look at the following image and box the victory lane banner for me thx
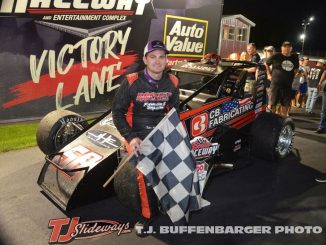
[0,1,223,122]
[164,15,208,58]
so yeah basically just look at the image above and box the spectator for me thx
[306,59,326,114]
[316,61,326,134]
[265,41,299,116]
[242,43,260,93]
[295,56,310,107]
[256,46,274,104]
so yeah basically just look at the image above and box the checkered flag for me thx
[135,108,209,225]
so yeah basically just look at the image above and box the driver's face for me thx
[143,50,167,75]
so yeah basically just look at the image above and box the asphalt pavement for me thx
[0,105,326,245]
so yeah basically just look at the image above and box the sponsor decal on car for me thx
[52,145,103,178]
[208,100,254,128]
[190,99,254,137]
[196,161,209,194]
[86,130,121,149]
[191,136,219,161]
[48,217,131,244]
[191,113,209,137]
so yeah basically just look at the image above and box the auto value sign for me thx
[164,15,208,58]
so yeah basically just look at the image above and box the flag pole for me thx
[102,108,176,188]
[102,153,134,188]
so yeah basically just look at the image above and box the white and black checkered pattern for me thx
[135,108,206,225]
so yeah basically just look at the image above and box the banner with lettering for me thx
[0,0,223,122]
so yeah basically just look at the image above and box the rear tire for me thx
[250,113,295,161]
[36,110,88,154]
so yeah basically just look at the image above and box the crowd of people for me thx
[236,41,326,135]
[235,41,326,183]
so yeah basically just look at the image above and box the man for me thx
[316,59,326,134]
[315,64,326,182]
[295,56,310,108]
[306,59,326,114]
[265,41,299,116]
[112,40,179,227]
[256,46,274,104]
[243,43,260,93]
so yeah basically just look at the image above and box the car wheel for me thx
[114,158,159,217]
[36,110,88,154]
[250,113,295,161]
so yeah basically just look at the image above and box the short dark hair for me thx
[248,42,256,48]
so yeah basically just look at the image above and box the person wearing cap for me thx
[306,59,326,114]
[295,56,310,108]
[112,40,179,227]
[265,41,299,116]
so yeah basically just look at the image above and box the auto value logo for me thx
[164,15,208,58]
[48,217,131,243]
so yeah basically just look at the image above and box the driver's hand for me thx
[129,137,142,157]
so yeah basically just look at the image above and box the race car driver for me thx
[112,40,179,228]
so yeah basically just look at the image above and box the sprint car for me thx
[36,59,295,216]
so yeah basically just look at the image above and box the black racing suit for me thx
[112,70,179,219]
[112,70,180,142]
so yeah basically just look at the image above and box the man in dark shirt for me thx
[112,40,179,227]
[246,42,261,79]
[265,41,299,116]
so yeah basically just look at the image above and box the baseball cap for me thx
[264,46,274,51]
[144,40,169,56]
[317,59,326,64]
[282,41,292,47]
[303,56,309,60]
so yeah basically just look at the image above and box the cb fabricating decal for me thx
[164,15,208,58]
[190,98,254,137]
[48,217,131,243]
[86,130,121,148]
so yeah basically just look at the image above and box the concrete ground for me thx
[0,105,326,245]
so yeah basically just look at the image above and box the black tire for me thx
[250,113,295,161]
[36,110,88,154]
[114,158,159,217]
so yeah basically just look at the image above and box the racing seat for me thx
[233,70,247,99]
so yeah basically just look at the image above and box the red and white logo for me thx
[191,113,208,137]
[48,217,131,243]
[52,145,103,178]
[191,136,219,161]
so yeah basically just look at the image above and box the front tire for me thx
[36,110,88,154]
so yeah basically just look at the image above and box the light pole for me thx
[301,16,314,55]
